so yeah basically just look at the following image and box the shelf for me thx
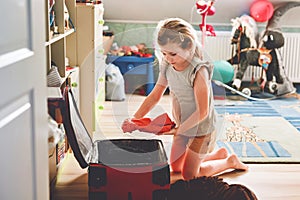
[47,66,79,98]
[46,1,78,195]
[63,65,79,79]
[47,87,62,98]
[45,0,77,76]
[45,28,75,46]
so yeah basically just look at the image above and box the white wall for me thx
[103,0,300,27]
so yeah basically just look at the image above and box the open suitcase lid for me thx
[61,87,169,169]
[61,87,94,168]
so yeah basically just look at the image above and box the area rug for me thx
[214,98,300,163]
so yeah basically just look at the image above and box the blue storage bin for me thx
[106,55,155,95]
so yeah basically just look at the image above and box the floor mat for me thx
[215,98,300,163]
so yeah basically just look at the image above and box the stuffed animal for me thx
[253,2,300,95]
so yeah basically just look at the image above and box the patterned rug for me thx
[214,98,300,163]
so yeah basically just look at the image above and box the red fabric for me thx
[122,113,176,135]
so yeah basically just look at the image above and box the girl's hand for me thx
[121,118,137,133]
[166,127,178,135]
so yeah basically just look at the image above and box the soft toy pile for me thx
[110,42,153,57]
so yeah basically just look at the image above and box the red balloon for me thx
[250,0,274,22]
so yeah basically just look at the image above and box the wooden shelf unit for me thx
[76,3,106,137]
[45,0,80,196]
[45,0,77,79]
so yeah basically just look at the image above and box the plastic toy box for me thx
[48,87,170,200]
[106,55,155,95]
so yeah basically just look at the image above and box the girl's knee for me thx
[170,163,182,173]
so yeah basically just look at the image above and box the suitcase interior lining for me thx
[96,139,168,166]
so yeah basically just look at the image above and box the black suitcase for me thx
[48,87,170,200]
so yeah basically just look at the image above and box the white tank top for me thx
[157,56,216,137]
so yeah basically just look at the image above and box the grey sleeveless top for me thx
[157,57,216,137]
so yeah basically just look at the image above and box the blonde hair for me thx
[154,18,203,64]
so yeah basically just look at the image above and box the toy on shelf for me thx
[64,3,70,30]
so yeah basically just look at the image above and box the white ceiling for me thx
[103,0,300,27]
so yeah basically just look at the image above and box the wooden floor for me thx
[52,94,300,200]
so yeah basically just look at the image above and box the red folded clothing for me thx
[122,113,176,135]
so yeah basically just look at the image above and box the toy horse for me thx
[227,2,300,96]
[227,15,258,90]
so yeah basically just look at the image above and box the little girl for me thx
[129,18,248,180]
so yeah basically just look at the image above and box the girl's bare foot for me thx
[203,147,229,162]
[217,147,229,159]
[227,154,249,171]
